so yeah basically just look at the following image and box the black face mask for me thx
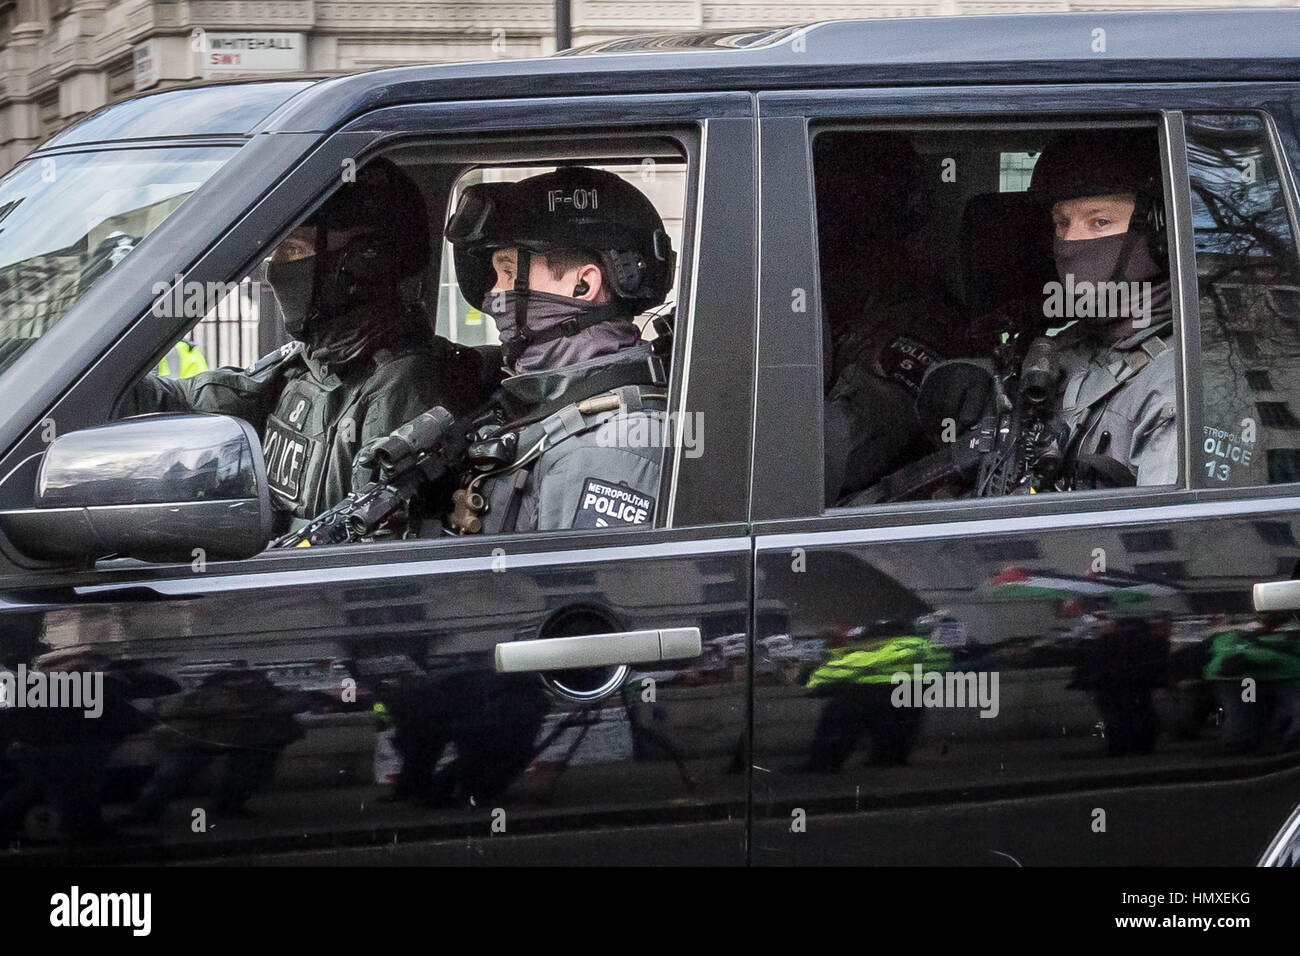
[266,256,316,338]
[481,289,635,372]
[1053,231,1164,287]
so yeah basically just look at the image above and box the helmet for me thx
[308,156,430,285]
[446,166,675,312]
[1028,128,1166,256]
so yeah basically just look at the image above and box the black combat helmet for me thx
[269,156,432,341]
[1027,128,1166,258]
[446,165,676,313]
[309,156,431,285]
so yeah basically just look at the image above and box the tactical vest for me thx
[1053,319,1176,485]
[450,361,667,536]
[261,346,404,520]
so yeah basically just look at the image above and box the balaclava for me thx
[479,251,641,374]
[265,157,430,366]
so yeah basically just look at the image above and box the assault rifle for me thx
[972,335,1069,496]
[847,335,1070,505]
[270,407,472,548]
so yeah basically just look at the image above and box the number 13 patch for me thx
[573,478,655,529]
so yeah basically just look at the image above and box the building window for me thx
[1268,449,1300,484]
[1119,530,1174,553]
[1256,402,1300,428]
[1255,520,1297,546]
[998,152,1038,193]
[1246,370,1273,391]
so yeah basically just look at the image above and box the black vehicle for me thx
[1,7,1300,866]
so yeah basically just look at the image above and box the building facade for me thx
[0,0,1296,171]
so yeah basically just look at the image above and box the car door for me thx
[750,84,1300,866]
[0,92,757,865]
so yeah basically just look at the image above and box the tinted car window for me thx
[815,123,1174,509]
[1189,113,1300,487]
[0,146,236,379]
[40,82,314,148]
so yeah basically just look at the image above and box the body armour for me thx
[470,342,666,534]
[823,279,971,504]
[1037,316,1178,487]
[123,322,499,523]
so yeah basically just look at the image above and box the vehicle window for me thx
[0,146,235,378]
[815,123,1176,510]
[116,144,690,545]
[177,161,688,370]
[1187,113,1300,487]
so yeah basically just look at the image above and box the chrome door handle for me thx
[1254,580,1300,612]
[495,627,702,673]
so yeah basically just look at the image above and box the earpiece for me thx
[572,279,590,297]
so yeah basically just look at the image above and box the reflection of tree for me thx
[1188,121,1300,324]
[1187,118,1300,460]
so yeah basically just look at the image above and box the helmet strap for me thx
[1108,193,1161,284]
[511,248,533,359]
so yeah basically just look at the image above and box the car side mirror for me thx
[0,414,273,563]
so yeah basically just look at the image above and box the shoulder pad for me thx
[244,340,305,377]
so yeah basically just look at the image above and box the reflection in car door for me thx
[0,99,757,865]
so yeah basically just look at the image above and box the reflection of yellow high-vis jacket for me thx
[807,635,952,688]
[157,340,208,379]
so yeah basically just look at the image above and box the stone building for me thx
[0,0,1294,170]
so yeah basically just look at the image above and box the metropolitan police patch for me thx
[573,478,655,529]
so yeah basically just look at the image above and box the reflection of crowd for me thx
[0,650,316,845]
[7,607,1298,851]
[1202,613,1300,754]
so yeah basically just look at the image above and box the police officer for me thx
[121,157,497,527]
[157,338,207,378]
[1023,128,1177,487]
[442,166,674,534]
[817,133,971,505]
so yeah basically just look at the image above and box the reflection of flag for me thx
[986,567,1177,603]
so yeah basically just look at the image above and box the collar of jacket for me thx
[500,341,654,408]
[299,299,424,381]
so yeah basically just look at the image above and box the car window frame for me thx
[0,93,756,587]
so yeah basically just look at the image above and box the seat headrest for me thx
[960,191,1055,319]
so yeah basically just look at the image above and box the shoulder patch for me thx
[572,478,655,529]
[245,340,305,376]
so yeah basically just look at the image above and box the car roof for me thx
[34,8,1300,151]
